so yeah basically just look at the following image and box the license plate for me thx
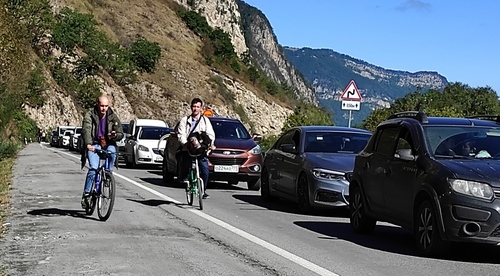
[155,156,163,162]
[214,165,239,173]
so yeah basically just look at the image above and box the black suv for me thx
[349,111,500,256]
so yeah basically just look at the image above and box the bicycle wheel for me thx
[98,171,116,221]
[186,170,194,206]
[197,178,204,210]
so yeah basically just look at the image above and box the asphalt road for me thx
[1,143,500,276]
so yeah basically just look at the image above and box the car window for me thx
[212,121,250,139]
[76,128,82,134]
[122,124,129,134]
[373,127,400,157]
[274,130,296,150]
[138,127,170,140]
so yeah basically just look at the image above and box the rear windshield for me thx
[139,127,170,140]
[212,121,251,139]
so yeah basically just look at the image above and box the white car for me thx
[124,126,171,168]
[69,127,82,151]
[61,130,74,148]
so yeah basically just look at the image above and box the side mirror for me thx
[280,143,296,154]
[395,148,417,161]
[252,133,262,142]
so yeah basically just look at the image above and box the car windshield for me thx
[304,132,370,153]
[76,128,82,134]
[424,125,500,159]
[212,121,251,140]
[139,127,170,140]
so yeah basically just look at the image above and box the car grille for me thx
[494,188,500,198]
[208,157,246,166]
[491,225,500,237]
[212,149,245,155]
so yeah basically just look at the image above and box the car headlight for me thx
[449,179,494,200]
[137,144,149,152]
[250,144,261,155]
[311,168,346,181]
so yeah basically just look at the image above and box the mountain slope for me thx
[284,47,449,126]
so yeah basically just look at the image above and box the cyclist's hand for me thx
[108,131,117,139]
[87,145,95,152]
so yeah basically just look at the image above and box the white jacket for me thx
[177,115,215,145]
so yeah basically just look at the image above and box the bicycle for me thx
[185,151,204,210]
[84,149,116,221]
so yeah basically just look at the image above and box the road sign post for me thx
[340,80,362,127]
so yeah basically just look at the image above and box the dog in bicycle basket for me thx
[187,131,212,156]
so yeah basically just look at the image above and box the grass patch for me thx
[0,156,15,236]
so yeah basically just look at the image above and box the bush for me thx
[177,10,211,37]
[0,141,18,161]
[130,38,161,73]
[26,63,46,107]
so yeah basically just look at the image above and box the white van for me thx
[123,119,170,167]
[56,125,76,147]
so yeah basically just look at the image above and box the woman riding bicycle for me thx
[177,98,215,199]
[80,96,123,209]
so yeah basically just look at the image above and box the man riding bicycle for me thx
[80,96,123,209]
[177,98,215,199]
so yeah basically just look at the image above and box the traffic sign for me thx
[340,80,362,101]
[341,100,361,111]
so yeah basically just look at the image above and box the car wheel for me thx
[414,200,449,257]
[247,178,261,191]
[260,168,277,201]
[125,154,133,168]
[349,185,376,233]
[297,174,313,214]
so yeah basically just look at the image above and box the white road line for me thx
[47,144,339,276]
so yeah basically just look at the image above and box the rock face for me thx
[237,1,318,105]
[20,0,301,137]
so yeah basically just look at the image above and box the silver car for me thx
[261,126,371,214]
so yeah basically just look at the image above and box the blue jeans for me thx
[180,151,209,192]
[83,144,116,194]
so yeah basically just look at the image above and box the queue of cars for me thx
[46,110,500,257]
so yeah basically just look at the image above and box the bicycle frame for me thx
[186,153,204,210]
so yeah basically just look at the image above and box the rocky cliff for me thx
[21,0,300,136]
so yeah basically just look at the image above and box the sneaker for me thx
[81,194,90,209]
[202,193,210,199]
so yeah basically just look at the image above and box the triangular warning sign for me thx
[340,80,362,101]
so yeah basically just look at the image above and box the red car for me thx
[162,116,263,190]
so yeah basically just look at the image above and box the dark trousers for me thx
[179,151,209,192]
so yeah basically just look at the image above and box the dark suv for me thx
[162,116,263,190]
[349,111,500,256]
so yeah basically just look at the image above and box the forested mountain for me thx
[284,47,449,126]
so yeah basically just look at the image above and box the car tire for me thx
[414,200,449,257]
[349,185,376,234]
[297,174,313,214]
[260,168,277,201]
[125,154,133,168]
[247,178,261,191]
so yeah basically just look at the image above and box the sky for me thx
[243,0,500,94]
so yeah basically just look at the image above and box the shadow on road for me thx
[127,198,178,207]
[27,208,100,221]
[232,194,349,217]
[294,220,500,263]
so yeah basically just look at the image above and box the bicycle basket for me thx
[97,150,108,159]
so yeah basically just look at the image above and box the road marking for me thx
[47,144,339,276]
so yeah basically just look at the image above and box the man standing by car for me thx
[177,97,215,199]
[80,95,123,209]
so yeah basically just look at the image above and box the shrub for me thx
[0,141,18,161]
[26,63,46,107]
[130,38,161,73]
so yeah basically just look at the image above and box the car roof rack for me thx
[466,115,500,123]
[388,111,428,123]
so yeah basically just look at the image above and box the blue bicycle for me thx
[85,149,116,221]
